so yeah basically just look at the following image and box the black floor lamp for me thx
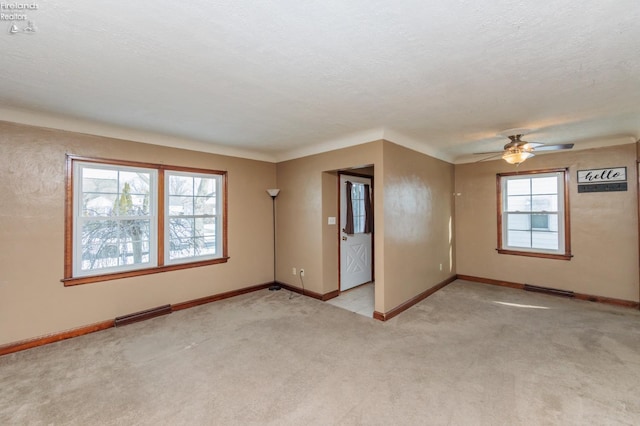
[266,188,281,291]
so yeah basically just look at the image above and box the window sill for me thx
[61,257,230,286]
[496,249,572,261]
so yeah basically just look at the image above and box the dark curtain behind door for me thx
[364,183,372,233]
[344,181,354,234]
[344,181,372,235]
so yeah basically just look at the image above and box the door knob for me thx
[342,236,347,241]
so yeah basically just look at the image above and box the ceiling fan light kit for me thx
[473,132,574,165]
[502,149,534,165]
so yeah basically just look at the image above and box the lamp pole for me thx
[266,189,281,290]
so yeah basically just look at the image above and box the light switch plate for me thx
[328,217,336,225]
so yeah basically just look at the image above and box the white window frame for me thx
[73,161,158,277]
[63,155,229,286]
[497,168,571,260]
[164,170,224,265]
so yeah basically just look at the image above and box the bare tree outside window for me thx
[167,173,218,261]
[79,167,153,273]
[66,156,227,284]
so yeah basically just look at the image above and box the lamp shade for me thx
[502,150,534,165]
[266,188,280,197]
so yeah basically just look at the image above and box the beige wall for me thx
[321,167,375,295]
[321,171,339,295]
[0,121,276,345]
[275,141,384,298]
[455,143,639,302]
[11,118,628,346]
[381,142,456,311]
[276,140,456,314]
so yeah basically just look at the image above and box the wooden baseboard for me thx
[456,274,524,290]
[372,310,385,321]
[0,281,273,357]
[373,275,457,321]
[458,274,640,309]
[322,289,340,301]
[0,320,115,357]
[573,292,639,308]
[171,282,271,311]
[322,290,340,302]
[277,282,339,301]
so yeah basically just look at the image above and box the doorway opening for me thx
[332,169,374,316]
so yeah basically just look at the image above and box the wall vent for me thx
[114,304,172,327]
[523,284,574,298]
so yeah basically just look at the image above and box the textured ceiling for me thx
[1,0,639,163]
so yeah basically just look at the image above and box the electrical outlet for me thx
[439,263,442,271]
[292,267,296,275]
[299,269,305,277]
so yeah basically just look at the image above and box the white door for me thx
[340,175,373,291]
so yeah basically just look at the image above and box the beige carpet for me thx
[1,280,640,425]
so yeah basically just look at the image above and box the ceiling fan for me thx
[475,133,574,165]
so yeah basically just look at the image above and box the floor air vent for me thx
[114,304,172,327]
[523,284,574,298]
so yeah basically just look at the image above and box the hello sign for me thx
[577,167,627,193]
[577,167,626,183]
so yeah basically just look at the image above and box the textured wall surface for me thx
[0,121,276,345]
[455,144,639,301]
[381,142,456,311]
[275,141,383,302]
[276,140,456,314]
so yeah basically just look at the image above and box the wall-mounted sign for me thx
[577,167,626,184]
[578,182,627,193]
[577,167,627,193]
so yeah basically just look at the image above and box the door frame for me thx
[338,170,374,293]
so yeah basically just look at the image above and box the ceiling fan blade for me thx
[472,150,503,155]
[524,142,544,148]
[535,143,574,152]
[475,153,504,162]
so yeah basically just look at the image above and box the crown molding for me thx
[0,106,276,163]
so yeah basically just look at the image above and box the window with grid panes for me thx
[166,171,222,263]
[65,156,227,285]
[497,169,571,260]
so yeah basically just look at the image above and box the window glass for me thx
[498,170,570,260]
[66,157,228,285]
[76,164,156,275]
[166,173,221,263]
[351,182,365,234]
